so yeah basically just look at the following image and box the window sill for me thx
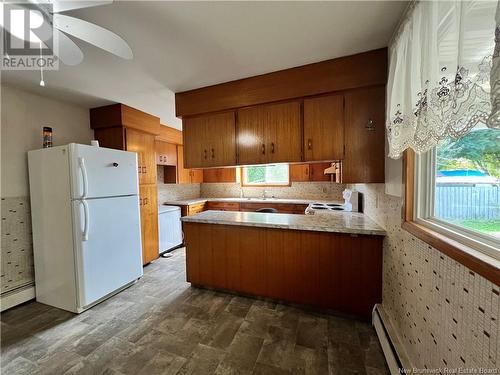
[402,221,500,286]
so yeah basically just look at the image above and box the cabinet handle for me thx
[261,144,266,155]
[204,149,207,159]
[139,198,143,206]
[144,197,148,205]
[271,142,275,154]
[138,166,142,174]
[142,166,146,173]
[211,148,215,159]
[366,118,375,131]
[305,167,309,177]
[307,139,312,150]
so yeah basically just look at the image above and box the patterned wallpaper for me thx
[1,197,34,294]
[350,183,499,371]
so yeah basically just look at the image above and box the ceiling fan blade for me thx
[51,0,113,14]
[53,14,133,59]
[54,29,84,65]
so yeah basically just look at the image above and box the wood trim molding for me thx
[157,125,183,144]
[175,48,388,117]
[403,221,499,286]
[402,150,500,286]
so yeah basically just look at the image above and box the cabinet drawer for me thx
[206,201,240,211]
[187,203,206,215]
[240,202,306,214]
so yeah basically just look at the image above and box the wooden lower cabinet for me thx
[139,184,159,264]
[183,223,383,319]
[239,202,307,214]
[205,201,240,211]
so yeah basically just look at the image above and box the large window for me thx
[241,164,289,186]
[415,125,500,258]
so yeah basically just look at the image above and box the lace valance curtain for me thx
[386,0,500,159]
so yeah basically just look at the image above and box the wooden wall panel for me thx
[157,125,183,144]
[176,48,388,117]
[183,223,384,319]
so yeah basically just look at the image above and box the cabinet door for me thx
[183,112,236,168]
[155,140,177,166]
[182,117,206,168]
[139,184,159,264]
[177,145,191,184]
[126,129,157,185]
[190,169,204,183]
[205,112,236,167]
[290,164,310,182]
[304,94,344,161]
[203,168,236,183]
[343,86,385,183]
[309,162,331,182]
[236,106,267,165]
[266,101,302,164]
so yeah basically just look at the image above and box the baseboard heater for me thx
[0,284,35,311]
[372,304,412,375]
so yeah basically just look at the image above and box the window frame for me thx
[403,149,500,285]
[415,149,500,259]
[240,164,291,187]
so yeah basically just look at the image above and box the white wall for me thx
[1,84,93,197]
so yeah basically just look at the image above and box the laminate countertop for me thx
[181,210,386,236]
[163,197,342,206]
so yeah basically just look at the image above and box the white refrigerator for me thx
[28,143,143,313]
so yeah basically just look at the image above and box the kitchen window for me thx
[412,125,500,260]
[240,164,290,187]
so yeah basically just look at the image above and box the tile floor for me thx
[1,248,389,374]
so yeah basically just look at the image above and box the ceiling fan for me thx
[1,0,133,66]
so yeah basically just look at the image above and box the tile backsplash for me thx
[350,183,499,371]
[157,166,201,203]
[201,182,345,201]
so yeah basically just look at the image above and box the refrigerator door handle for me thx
[81,200,90,241]
[78,157,89,199]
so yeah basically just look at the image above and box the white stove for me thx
[305,190,362,215]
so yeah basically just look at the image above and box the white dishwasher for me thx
[158,205,183,255]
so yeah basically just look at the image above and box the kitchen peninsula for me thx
[182,210,386,319]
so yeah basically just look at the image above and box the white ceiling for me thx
[2,1,407,129]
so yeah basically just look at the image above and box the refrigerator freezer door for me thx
[72,195,143,308]
[69,143,139,199]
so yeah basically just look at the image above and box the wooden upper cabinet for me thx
[304,94,344,161]
[177,145,203,184]
[191,169,203,183]
[290,164,310,182]
[177,145,192,183]
[203,168,236,183]
[342,86,385,183]
[90,104,160,135]
[155,140,177,166]
[237,101,302,165]
[126,128,157,185]
[183,111,236,168]
[290,162,332,182]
